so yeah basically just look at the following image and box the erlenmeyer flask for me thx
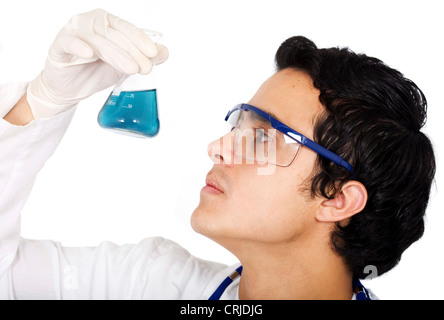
[97,30,162,138]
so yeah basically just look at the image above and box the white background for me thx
[1,0,443,300]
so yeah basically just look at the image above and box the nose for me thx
[207,131,235,165]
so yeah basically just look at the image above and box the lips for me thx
[205,174,224,193]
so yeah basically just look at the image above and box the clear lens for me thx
[227,109,301,167]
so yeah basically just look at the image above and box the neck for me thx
[235,238,353,300]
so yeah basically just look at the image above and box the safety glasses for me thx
[224,104,353,172]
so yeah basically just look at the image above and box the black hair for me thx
[275,36,436,278]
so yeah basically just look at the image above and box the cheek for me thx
[191,159,317,244]
[224,169,314,242]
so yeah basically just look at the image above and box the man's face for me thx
[191,69,325,250]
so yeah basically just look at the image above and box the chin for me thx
[190,204,212,235]
[190,207,203,234]
[190,204,226,240]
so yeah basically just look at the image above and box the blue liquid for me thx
[98,89,159,137]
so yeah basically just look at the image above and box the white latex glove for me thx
[27,8,169,119]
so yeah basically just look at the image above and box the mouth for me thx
[202,174,224,195]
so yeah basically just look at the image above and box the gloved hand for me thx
[27,8,169,119]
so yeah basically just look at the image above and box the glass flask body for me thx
[97,30,161,138]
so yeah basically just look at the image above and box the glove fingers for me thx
[89,34,140,75]
[151,44,169,66]
[99,27,153,74]
[51,34,94,61]
[107,13,158,58]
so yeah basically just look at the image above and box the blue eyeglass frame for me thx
[225,103,353,173]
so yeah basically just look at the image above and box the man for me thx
[0,9,435,299]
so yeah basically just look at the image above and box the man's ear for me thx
[316,181,368,222]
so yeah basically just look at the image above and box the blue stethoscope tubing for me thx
[209,266,371,300]
[209,266,244,300]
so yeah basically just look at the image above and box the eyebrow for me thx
[252,109,282,124]
[247,111,271,127]
[267,111,282,123]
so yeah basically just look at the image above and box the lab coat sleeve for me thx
[0,82,76,298]
[0,83,229,299]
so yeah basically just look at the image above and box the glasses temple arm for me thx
[300,136,353,173]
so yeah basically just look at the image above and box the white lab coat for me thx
[0,82,241,300]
